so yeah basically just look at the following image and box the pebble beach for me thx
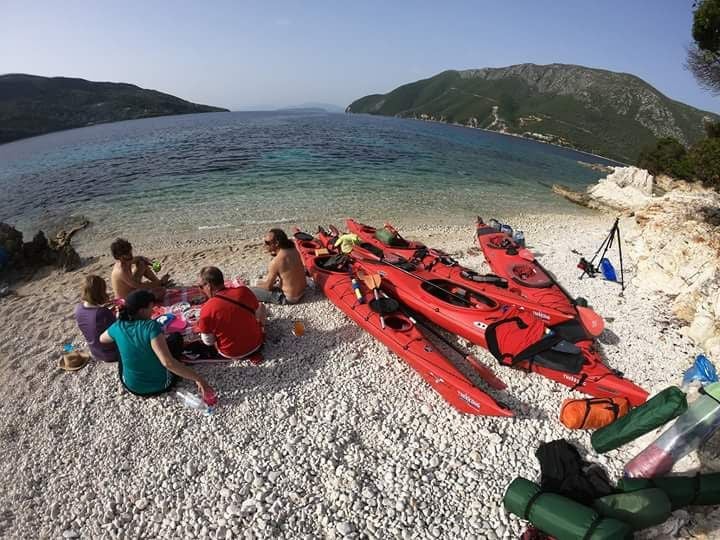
[0,211,713,539]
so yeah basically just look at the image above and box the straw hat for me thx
[59,351,91,371]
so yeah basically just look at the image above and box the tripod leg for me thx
[617,222,625,293]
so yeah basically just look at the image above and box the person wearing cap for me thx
[110,238,169,300]
[249,228,306,304]
[100,289,213,397]
[196,266,266,361]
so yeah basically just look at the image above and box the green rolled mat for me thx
[591,386,687,454]
[503,477,632,540]
[619,474,720,509]
[592,488,671,530]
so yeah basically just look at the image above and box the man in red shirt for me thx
[196,266,266,362]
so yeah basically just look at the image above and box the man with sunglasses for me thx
[249,228,306,304]
[110,238,170,300]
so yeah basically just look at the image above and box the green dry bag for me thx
[592,488,671,530]
[375,227,402,246]
[591,386,687,454]
[503,477,632,540]
[619,474,720,509]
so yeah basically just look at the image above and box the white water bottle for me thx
[175,389,214,415]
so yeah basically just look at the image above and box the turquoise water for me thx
[0,111,615,243]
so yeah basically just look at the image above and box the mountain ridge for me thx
[346,63,718,162]
[0,74,228,144]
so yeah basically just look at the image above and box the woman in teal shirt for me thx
[100,289,213,397]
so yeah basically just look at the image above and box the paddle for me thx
[517,248,605,337]
[366,284,507,391]
[358,271,386,329]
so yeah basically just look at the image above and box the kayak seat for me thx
[460,270,509,289]
[532,349,585,374]
[487,234,517,250]
[294,231,314,242]
[420,280,498,310]
[383,315,413,332]
[509,263,553,288]
[315,255,348,273]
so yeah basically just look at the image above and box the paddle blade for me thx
[465,355,507,390]
[360,272,382,290]
[578,306,604,337]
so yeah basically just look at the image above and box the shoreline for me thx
[0,211,710,539]
[348,112,629,165]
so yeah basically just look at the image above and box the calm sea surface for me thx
[0,111,616,245]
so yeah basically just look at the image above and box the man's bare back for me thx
[269,248,306,301]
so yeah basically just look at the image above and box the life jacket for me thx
[484,314,588,375]
[560,397,631,430]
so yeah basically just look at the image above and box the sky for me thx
[2,0,718,113]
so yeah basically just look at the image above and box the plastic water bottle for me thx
[513,230,526,248]
[175,389,215,415]
[624,382,720,478]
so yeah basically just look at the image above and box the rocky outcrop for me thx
[558,166,720,361]
[586,167,655,211]
[0,219,88,279]
[554,166,655,212]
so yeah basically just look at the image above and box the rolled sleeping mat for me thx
[592,488,671,531]
[503,477,632,540]
[618,474,720,510]
[591,386,687,454]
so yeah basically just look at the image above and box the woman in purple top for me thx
[74,275,118,362]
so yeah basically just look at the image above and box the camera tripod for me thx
[578,217,625,293]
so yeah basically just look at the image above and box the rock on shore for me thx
[554,166,720,362]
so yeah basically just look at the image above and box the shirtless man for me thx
[249,229,306,304]
[110,238,170,300]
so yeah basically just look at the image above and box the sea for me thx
[0,111,618,247]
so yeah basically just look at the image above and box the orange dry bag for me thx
[560,397,631,430]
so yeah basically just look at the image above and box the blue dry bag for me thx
[600,258,617,282]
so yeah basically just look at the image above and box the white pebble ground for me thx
[0,212,712,539]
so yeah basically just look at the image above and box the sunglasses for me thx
[264,240,274,246]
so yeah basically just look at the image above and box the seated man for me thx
[196,266,266,360]
[110,238,170,300]
[249,228,306,304]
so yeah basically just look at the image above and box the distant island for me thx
[346,63,719,162]
[0,74,229,144]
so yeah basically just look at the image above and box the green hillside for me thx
[0,74,229,144]
[346,64,718,162]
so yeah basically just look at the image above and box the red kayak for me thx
[292,229,513,417]
[317,227,648,406]
[473,217,578,316]
[345,218,576,327]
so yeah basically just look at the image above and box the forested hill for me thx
[0,74,228,144]
[346,63,718,162]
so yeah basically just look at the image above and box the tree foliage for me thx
[688,0,720,94]
[637,138,689,177]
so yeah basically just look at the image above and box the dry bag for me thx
[560,397,631,430]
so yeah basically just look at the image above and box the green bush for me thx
[687,137,720,187]
[637,138,688,177]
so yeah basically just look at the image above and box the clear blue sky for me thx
[2,0,717,113]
